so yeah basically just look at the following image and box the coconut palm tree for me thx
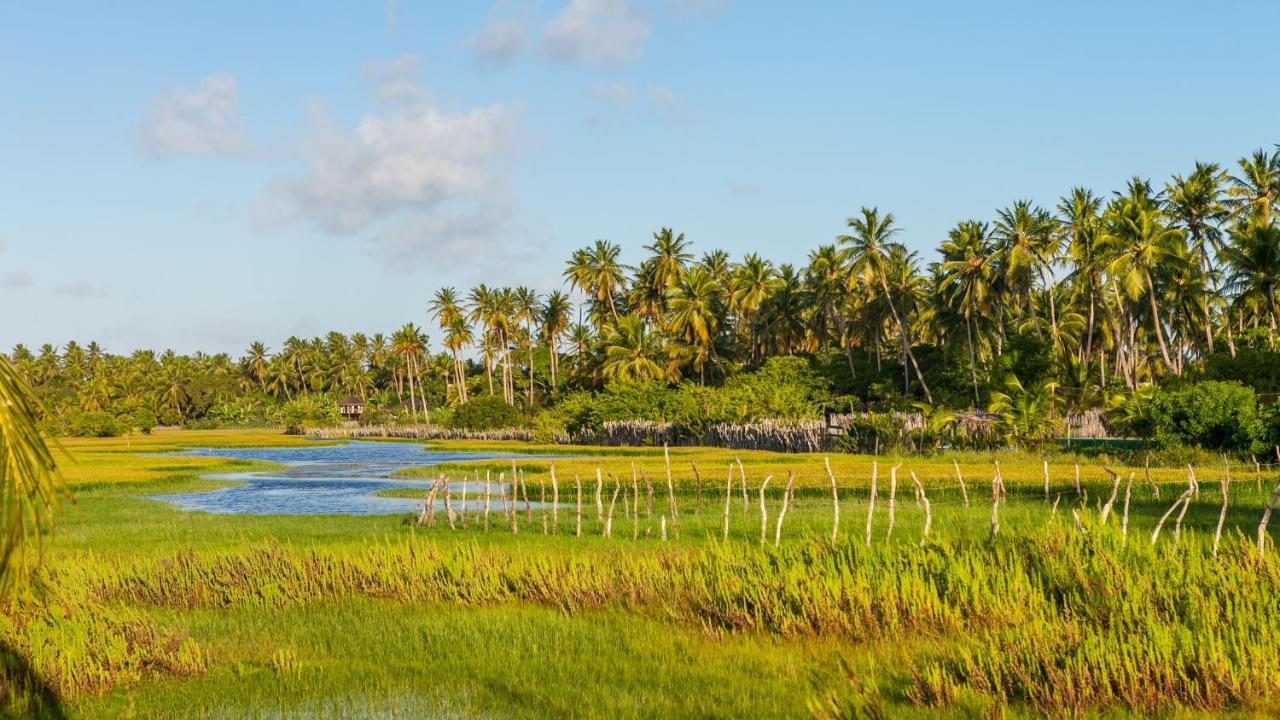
[838,207,933,404]
[242,341,270,392]
[600,315,668,383]
[513,287,542,406]
[667,265,722,384]
[645,228,693,295]
[541,291,572,393]
[729,254,776,365]
[429,288,468,404]
[1101,198,1187,375]
[1059,188,1107,368]
[391,323,430,424]
[993,200,1061,349]
[565,241,626,328]
[1222,221,1280,332]
[1228,148,1280,226]
[940,220,996,406]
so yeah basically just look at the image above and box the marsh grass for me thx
[7,431,1280,717]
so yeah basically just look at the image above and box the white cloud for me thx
[592,81,634,105]
[470,7,532,66]
[361,54,430,104]
[1,271,33,289]
[255,70,524,266]
[646,83,688,122]
[543,0,650,66]
[137,74,248,157]
[55,280,108,298]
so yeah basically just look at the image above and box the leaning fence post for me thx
[1042,459,1050,502]
[1253,454,1262,493]
[604,481,621,538]
[1145,455,1159,499]
[990,468,1000,537]
[1099,466,1122,525]
[758,475,773,545]
[483,470,492,531]
[550,463,560,535]
[1151,489,1193,546]
[1120,472,1134,543]
[824,456,840,542]
[886,464,900,542]
[737,458,749,512]
[952,459,969,507]
[664,444,680,539]
[865,462,878,548]
[774,471,795,547]
[910,470,932,547]
[1213,463,1229,558]
[443,477,456,530]
[595,468,605,524]
[1257,481,1280,553]
[691,461,704,516]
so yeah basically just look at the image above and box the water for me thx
[151,440,545,516]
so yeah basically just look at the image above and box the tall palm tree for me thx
[600,315,669,383]
[838,207,933,404]
[1101,198,1187,375]
[1222,221,1280,332]
[429,288,468,404]
[1228,148,1280,226]
[513,287,542,406]
[242,341,270,392]
[541,291,572,393]
[391,323,430,424]
[667,265,722,384]
[993,200,1061,350]
[729,253,776,365]
[940,220,996,406]
[565,241,626,328]
[645,228,693,295]
[1059,188,1106,369]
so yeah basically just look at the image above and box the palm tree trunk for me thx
[1144,268,1177,375]
[878,274,933,404]
[965,313,979,408]
[1039,267,1061,354]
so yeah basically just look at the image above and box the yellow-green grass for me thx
[7,430,1280,717]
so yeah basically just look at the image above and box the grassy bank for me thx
[5,429,1278,717]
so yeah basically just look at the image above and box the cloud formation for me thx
[471,0,649,67]
[1,271,34,289]
[361,54,430,104]
[55,280,108,298]
[255,67,524,266]
[543,0,650,66]
[137,74,248,157]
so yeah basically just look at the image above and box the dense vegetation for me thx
[11,147,1280,453]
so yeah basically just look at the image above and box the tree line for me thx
[8,145,1280,437]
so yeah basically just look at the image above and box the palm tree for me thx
[838,207,933,403]
[600,315,669,382]
[1228,148,1280,226]
[0,357,64,596]
[391,323,430,424]
[1101,198,1187,375]
[429,288,468,404]
[729,254,776,364]
[513,286,542,406]
[667,265,722,384]
[645,228,693,294]
[565,241,625,327]
[242,341,270,392]
[541,291,572,393]
[1059,188,1106,368]
[940,220,996,406]
[993,200,1061,350]
[1222,221,1280,332]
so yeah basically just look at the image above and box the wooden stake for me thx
[886,464,900,542]
[483,471,492,531]
[1120,472,1134,543]
[1151,490,1193,545]
[990,469,1000,537]
[1145,454,1159,500]
[540,477,548,535]
[952,459,968,507]
[691,461,704,516]
[550,463,560,535]
[1042,459,1050,502]
[595,468,604,523]
[1099,466,1121,525]
[1073,463,1082,499]
[1258,481,1280,553]
[737,458,749,512]
[1213,463,1229,558]
[824,456,840,542]
[758,475,772,545]
[1173,490,1193,544]
[419,475,442,526]
[574,474,582,538]
[459,475,468,529]
[497,471,508,521]
[642,469,654,518]
[722,464,733,542]
[1253,454,1262,493]
[664,444,680,539]
[604,481,620,538]
[631,482,639,540]
[774,471,795,547]
[660,514,667,542]
[910,470,931,547]
[443,477,456,530]
[865,461,877,548]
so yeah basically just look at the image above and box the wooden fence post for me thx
[865,461,878,548]
[825,456,840,542]
[758,475,772,545]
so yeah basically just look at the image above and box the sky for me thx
[2,1,1279,356]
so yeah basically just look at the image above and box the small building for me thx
[337,395,366,422]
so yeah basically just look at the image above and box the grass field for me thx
[8,429,1280,717]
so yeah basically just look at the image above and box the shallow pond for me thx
[151,440,545,516]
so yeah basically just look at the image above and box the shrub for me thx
[1148,381,1262,452]
[450,395,522,430]
[66,411,123,437]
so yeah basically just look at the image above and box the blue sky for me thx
[2,1,1278,355]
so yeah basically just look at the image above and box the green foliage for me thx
[450,396,523,430]
[1148,381,1263,452]
[1200,346,1280,397]
[280,395,341,433]
[67,411,124,438]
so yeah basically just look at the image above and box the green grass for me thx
[4,429,1277,718]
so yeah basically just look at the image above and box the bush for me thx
[450,396,522,430]
[67,411,123,438]
[1148,381,1263,452]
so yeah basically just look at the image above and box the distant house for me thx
[337,395,366,422]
